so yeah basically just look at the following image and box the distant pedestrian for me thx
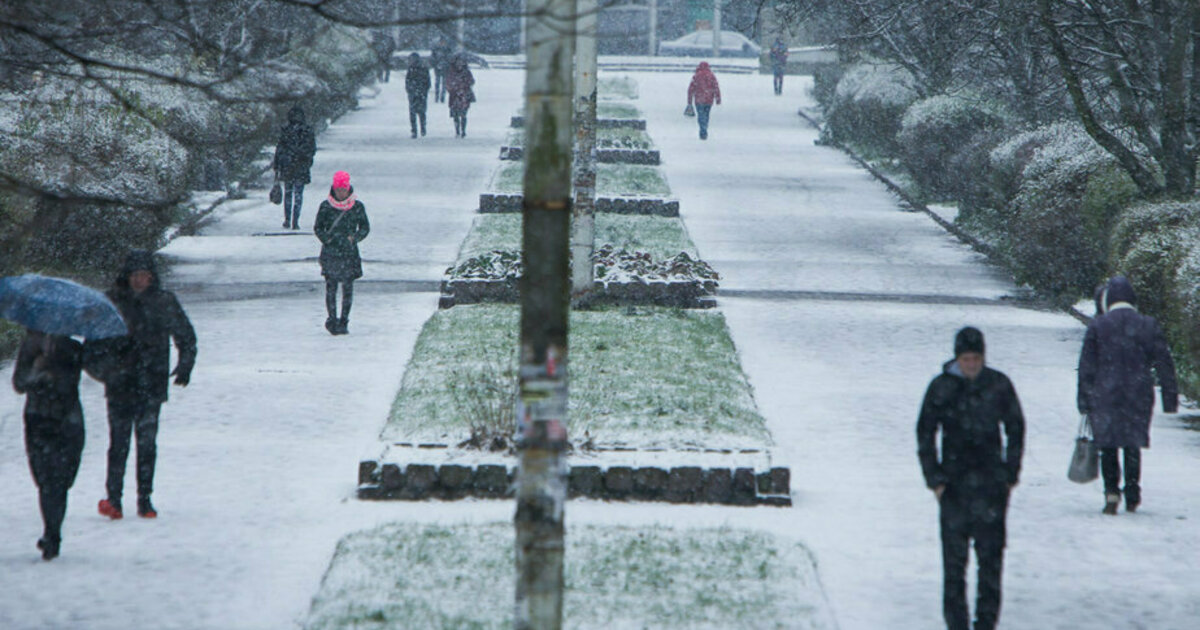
[1077,275,1178,515]
[405,52,431,138]
[918,326,1024,630]
[445,53,475,138]
[13,330,86,560]
[314,170,370,335]
[273,105,317,230]
[371,31,395,83]
[687,61,721,140]
[431,36,453,103]
[769,38,789,95]
[93,250,197,521]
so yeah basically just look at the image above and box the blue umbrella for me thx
[0,274,127,339]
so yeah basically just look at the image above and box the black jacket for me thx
[86,251,197,405]
[918,360,1025,492]
[1077,276,1178,448]
[273,106,316,184]
[406,61,431,104]
[314,194,370,281]
[13,332,83,424]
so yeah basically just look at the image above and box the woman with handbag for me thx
[445,53,475,138]
[687,61,721,140]
[314,171,370,335]
[273,106,317,230]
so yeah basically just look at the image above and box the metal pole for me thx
[571,0,597,302]
[649,0,658,56]
[515,0,574,626]
[712,0,721,58]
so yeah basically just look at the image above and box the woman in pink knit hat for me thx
[313,170,370,335]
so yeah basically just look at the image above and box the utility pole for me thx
[571,0,598,304]
[648,0,658,56]
[514,0,574,626]
[712,0,721,58]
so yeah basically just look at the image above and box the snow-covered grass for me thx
[598,75,639,101]
[505,126,655,150]
[597,102,640,119]
[303,522,832,630]
[491,160,670,196]
[382,304,770,450]
[455,213,698,262]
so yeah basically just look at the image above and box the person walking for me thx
[273,105,317,230]
[371,31,395,83]
[1077,275,1178,515]
[93,250,197,520]
[687,61,721,140]
[445,53,475,138]
[431,36,452,104]
[918,326,1024,630]
[314,170,370,335]
[13,330,86,560]
[769,38,789,95]
[405,52,431,138]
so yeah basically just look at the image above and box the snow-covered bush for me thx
[988,123,1138,300]
[896,94,1008,200]
[824,63,919,156]
[1111,201,1200,398]
[444,246,720,290]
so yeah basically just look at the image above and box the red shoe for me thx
[98,498,123,520]
[137,497,157,519]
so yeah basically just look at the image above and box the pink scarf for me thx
[328,192,357,211]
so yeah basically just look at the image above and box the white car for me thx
[657,30,762,58]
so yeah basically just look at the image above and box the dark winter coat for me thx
[406,59,431,108]
[769,41,789,73]
[687,62,721,106]
[273,106,317,184]
[918,360,1025,494]
[13,332,83,424]
[85,251,197,405]
[445,59,475,114]
[314,193,370,281]
[430,40,452,73]
[1077,276,1178,448]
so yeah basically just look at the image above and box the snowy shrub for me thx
[896,94,1009,200]
[447,348,518,451]
[824,63,918,156]
[995,123,1138,301]
[445,247,719,290]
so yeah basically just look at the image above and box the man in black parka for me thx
[1077,275,1177,514]
[918,327,1025,630]
[273,105,317,230]
[89,250,196,519]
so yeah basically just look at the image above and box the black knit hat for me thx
[954,326,985,357]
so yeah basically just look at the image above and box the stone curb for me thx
[438,278,717,309]
[479,193,679,216]
[499,146,660,165]
[357,459,790,506]
[511,115,646,130]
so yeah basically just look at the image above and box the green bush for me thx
[824,63,918,157]
[897,94,1009,200]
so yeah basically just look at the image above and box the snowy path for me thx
[1,66,1198,630]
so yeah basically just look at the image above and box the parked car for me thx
[658,30,762,58]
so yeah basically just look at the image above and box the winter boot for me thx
[98,498,123,520]
[1125,486,1140,513]
[37,537,60,561]
[336,317,349,335]
[137,496,157,519]
[325,317,339,335]
[1103,493,1120,515]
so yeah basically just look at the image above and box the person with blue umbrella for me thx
[2,273,128,560]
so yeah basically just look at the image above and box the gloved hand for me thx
[172,367,190,387]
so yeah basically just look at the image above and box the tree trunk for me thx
[514,0,574,627]
[571,0,598,304]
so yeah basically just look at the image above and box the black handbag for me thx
[269,181,282,205]
[1068,414,1099,483]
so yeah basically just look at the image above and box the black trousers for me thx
[325,278,354,320]
[940,488,1009,630]
[105,398,161,502]
[1100,447,1141,502]
[283,181,305,226]
[25,414,84,543]
[408,97,427,135]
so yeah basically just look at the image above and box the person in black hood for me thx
[918,327,1024,630]
[273,105,317,230]
[1077,275,1178,515]
[13,329,87,560]
[87,250,197,520]
[405,52,431,138]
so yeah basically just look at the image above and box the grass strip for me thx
[382,304,769,450]
[492,161,670,196]
[506,126,654,150]
[456,213,697,262]
[304,522,832,630]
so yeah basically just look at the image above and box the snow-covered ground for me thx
[1,65,1198,630]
